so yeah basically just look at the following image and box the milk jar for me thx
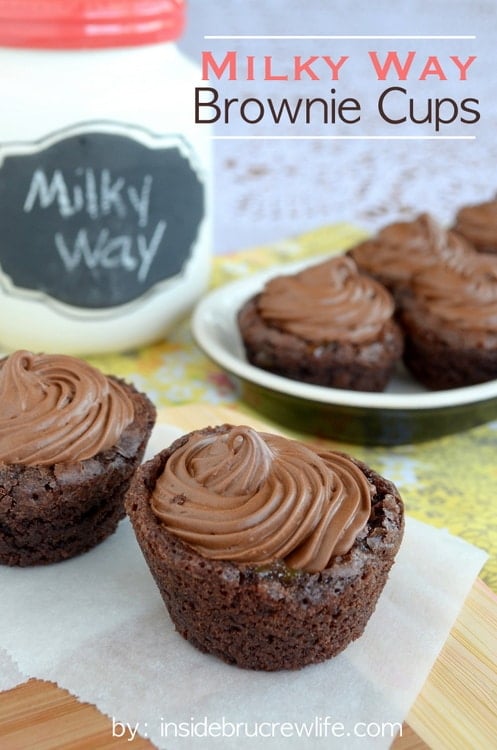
[0,0,211,354]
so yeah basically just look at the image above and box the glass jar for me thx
[0,0,211,354]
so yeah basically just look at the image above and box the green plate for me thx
[191,262,497,445]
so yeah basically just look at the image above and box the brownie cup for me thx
[126,424,404,671]
[347,213,474,301]
[399,252,497,389]
[452,197,497,254]
[0,350,156,566]
[237,255,403,392]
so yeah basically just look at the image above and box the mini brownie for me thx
[452,197,497,254]
[399,252,497,389]
[0,351,156,566]
[347,213,474,301]
[237,255,403,392]
[126,424,404,671]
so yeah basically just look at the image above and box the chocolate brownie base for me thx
[238,294,403,392]
[0,380,156,566]
[401,311,497,389]
[126,427,404,671]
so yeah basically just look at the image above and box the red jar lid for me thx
[0,0,185,49]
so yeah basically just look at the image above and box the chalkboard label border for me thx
[0,120,207,320]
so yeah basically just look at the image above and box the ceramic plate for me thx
[191,261,497,445]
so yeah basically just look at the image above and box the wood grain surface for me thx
[1,405,496,750]
[0,678,427,749]
[3,578,496,749]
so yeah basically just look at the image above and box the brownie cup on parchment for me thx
[399,252,497,389]
[452,196,497,255]
[237,255,403,392]
[126,424,404,671]
[0,350,156,566]
[347,212,474,301]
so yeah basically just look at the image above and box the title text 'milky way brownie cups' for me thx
[126,424,404,671]
[237,255,403,392]
[0,350,156,566]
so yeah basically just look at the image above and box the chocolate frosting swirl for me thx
[151,426,372,573]
[453,199,497,251]
[0,350,134,466]
[410,252,497,337]
[350,213,473,285]
[257,255,394,344]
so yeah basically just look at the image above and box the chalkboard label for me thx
[0,122,205,310]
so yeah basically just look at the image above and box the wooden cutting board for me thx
[1,404,496,750]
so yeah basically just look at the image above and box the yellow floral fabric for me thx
[87,223,497,592]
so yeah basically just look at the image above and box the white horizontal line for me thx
[204,35,476,40]
[210,135,476,140]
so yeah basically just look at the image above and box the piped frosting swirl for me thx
[151,426,372,573]
[349,213,473,286]
[0,350,134,466]
[257,255,394,344]
[453,199,497,252]
[409,252,497,337]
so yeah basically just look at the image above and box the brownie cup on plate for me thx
[126,424,404,671]
[399,252,497,389]
[0,350,156,566]
[452,197,497,255]
[237,255,403,392]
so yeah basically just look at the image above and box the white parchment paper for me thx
[0,425,488,749]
